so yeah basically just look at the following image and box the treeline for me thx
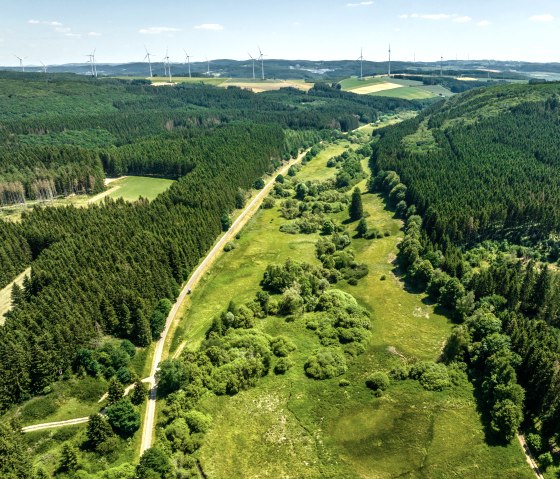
[0,222,31,289]
[0,145,104,205]
[372,163,560,462]
[0,123,284,409]
[373,85,560,246]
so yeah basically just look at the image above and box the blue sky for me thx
[1,0,560,66]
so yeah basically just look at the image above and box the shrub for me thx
[538,452,553,471]
[304,348,347,379]
[409,362,451,391]
[339,378,350,387]
[184,410,212,434]
[223,242,237,252]
[270,337,296,357]
[274,357,293,375]
[366,372,390,391]
[389,365,409,380]
[526,433,543,454]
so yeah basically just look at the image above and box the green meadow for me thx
[166,136,532,478]
[106,176,175,202]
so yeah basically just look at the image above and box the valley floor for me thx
[165,139,533,478]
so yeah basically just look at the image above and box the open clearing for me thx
[166,132,532,478]
[105,176,175,202]
[0,267,30,322]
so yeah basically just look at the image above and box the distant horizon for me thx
[2,57,560,69]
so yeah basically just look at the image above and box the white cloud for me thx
[65,33,81,38]
[530,14,555,22]
[400,13,451,21]
[88,31,101,36]
[453,16,472,23]
[139,26,182,34]
[477,20,491,27]
[194,23,224,31]
[346,1,373,6]
[28,19,63,26]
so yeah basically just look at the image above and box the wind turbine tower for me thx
[40,61,47,74]
[144,47,153,78]
[86,49,98,78]
[184,50,191,78]
[388,43,391,76]
[206,57,211,76]
[357,48,364,80]
[248,53,256,80]
[163,49,171,82]
[440,55,443,76]
[14,55,25,72]
[258,47,265,80]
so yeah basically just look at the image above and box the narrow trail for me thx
[22,417,90,433]
[517,433,545,479]
[138,150,307,456]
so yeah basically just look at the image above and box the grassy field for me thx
[166,134,532,478]
[370,86,440,100]
[105,176,175,202]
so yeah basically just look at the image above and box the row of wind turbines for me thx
[12,45,267,81]
[13,45,450,81]
[143,46,266,82]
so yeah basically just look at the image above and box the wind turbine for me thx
[205,56,211,76]
[357,48,364,80]
[440,55,443,76]
[184,50,191,78]
[258,46,265,80]
[144,46,153,78]
[388,43,391,76]
[163,49,171,82]
[86,49,97,78]
[248,53,256,80]
[14,55,25,72]
[40,61,47,73]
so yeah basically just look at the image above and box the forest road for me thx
[139,149,308,455]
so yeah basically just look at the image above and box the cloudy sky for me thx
[1,0,559,66]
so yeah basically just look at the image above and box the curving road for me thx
[138,150,307,455]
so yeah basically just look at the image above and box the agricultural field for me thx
[220,79,314,93]
[165,135,531,478]
[339,76,453,99]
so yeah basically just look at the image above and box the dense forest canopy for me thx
[373,82,560,245]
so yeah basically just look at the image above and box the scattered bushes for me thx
[304,348,347,379]
[366,372,390,391]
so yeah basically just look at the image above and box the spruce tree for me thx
[130,380,148,406]
[86,414,114,451]
[107,377,124,406]
[58,444,78,473]
[349,187,363,221]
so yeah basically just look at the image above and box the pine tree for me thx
[349,187,363,221]
[356,218,368,237]
[86,413,114,450]
[58,444,78,473]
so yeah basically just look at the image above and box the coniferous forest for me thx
[370,81,560,461]
[0,73,416,409]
